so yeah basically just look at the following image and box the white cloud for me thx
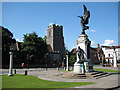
[16,39,20,42]
[49,23,54,25]
[90,29,96,32]
[102,40,117,46]
[91,41,95,46]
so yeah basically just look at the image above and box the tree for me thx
[68,48,77,66]
[21,32,48,65]
[1,26,16,68]
[43,35,47,42]
[13,42,25,66]
[69,54,77,65]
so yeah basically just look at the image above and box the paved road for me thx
[29,70,119,89]
[0,66,120,89]
[94,65,120,71]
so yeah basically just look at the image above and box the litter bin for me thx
[25,70,27,75]
[14,69,16,74]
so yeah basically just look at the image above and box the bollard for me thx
[25,70,27,75]
[45,64,48,71]
[46,67,48,71]
[72,66,74,70]
[57,67,59,71]
[13,69,16,74]
[64,67,66,70]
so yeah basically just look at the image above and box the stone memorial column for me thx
[66,52,69,71]
[8,52,14,76]
[113,50,117,67]
[113,46,117,67]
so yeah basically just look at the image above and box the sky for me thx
[1,2,119,50]
[118,2,120,46]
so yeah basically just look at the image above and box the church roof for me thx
[101,46,120,49]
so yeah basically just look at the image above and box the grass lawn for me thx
[94,68,120,73]
[2,74,95,88]
[60,70,73,71]
[61,68,120,73]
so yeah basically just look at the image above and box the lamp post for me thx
[66,51,69,71]
[45,53,48,71]
[108,54,110,65]
[63,57,65,69]
[26,53,30,69]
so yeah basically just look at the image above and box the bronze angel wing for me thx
[83,5,90,24]
[83,5,87,14]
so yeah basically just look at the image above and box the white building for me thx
[101,46,120,63]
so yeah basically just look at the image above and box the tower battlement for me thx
[47,24,63,29]
[46,24,65,65]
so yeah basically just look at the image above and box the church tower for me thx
[46,24,65,65]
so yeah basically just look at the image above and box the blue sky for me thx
[2,2,118,50]
[118,2,120,46]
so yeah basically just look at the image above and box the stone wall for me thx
[46,24,65,65]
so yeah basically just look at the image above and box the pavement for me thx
[0,65,120,89]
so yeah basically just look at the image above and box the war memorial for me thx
[74,5,93,73]
[54,5,113,80]
[1,3,119,89]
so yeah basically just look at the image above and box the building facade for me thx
[101,46,120,63]
[46,24,65,65]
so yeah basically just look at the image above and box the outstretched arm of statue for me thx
[78,16,84,21]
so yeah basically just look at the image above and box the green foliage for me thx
[43,35,47,42]
[2,26,13,53]
[69,54,77,65]
[13,42,25,65]
[2,74,95,88]
[21,32,48,65]
[1,26,16,67]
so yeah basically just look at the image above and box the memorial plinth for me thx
[74,34,93,73]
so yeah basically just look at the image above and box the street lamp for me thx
[45,53,48,71]
[26,53,30,67]
[108,54,110,65]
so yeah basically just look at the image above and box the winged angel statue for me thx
[78,5,90,34]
